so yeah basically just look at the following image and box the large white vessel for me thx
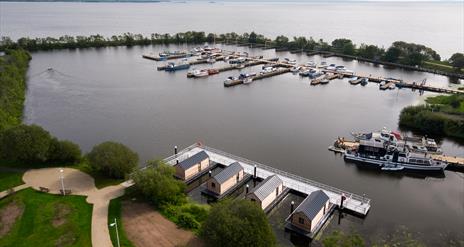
[344,129,447,172]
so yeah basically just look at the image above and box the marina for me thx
[145,47,464,94]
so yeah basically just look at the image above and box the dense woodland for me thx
[1,31,463,74]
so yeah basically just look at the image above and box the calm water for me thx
[1,1,463,58]
[3,1,463,246]
[23,44,463,246]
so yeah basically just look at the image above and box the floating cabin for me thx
[175,151,210,180]
[290,190,330,233]
[246,175,283,210]
[207,162,244,195]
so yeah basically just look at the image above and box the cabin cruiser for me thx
[193,69,209,77]
[165,60,190,71]
[306,61,317,67]
[326,64,337,70]
[284,58,297,65]
[318,61,328,68]
[345,128,447,172]
[308,70,323,79]
[290,66,302,73]
[344,138,447,172]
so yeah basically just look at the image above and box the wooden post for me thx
[209,170,212,177]
[246,184,249,194]
[290,201,295,214]
[253,165,257,179]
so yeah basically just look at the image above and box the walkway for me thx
[22,168,130,247]
[0,184,29,200]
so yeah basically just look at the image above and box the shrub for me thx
[87,141,138,179]
[131,161,186,206]
[177,212,200,230]
[48,139,82,164]
[200,199,276,247]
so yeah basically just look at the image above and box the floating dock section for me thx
[164,143,371,216]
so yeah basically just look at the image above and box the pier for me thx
[145,48,464,94]
[163,143,371,216]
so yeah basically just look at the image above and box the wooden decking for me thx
[163,143,371,216]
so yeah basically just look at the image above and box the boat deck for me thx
[164,143,371,216]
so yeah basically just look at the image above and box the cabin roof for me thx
[249,175,283,201]
[213,162,243,184]
[177,151,209,170]
[294,190,329,220]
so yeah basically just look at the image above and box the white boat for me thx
[326,64,337,70]
[193,69,209,77]
[243,77,253,84]
[290,66,301,73]
[206,58,216,64]
[343,129,448,172]
[306,61,316,67]
[318,61,328,68]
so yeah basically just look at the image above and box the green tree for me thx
[200,199,276,247]
[449,53,464,70]
[48,139,81,164]
[384,46,401,62]
[87,141,138,178]
[0,124,53,163]
[131,161,186,207]
[331,38,356,55]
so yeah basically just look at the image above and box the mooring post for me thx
[246,184,249,194]
[253,165,257,179]
[174,145,178,155]
[340,193,346,209]
[209,170,212,177]
[290,201,294,214]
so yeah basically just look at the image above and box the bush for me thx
[48,139,82,164]
[131,161,185,206]
[87,141,138,179]
[0,124,53,163]
[177,212,200,230]
[200,199,276,247]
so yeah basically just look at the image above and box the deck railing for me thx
[164,143,370,206]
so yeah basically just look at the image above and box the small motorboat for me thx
[326,64,337,70]
[318,61,328,68]
[320,78,330,84]
[194,69,209,77]
[206,58,216,64]
[306,61,316,67]
[290,66,301,73]
[243,77,253,84]
[360,78,369,86]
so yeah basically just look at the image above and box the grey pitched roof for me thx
[249,175,283,201]
[213,162,243,184]
[294,190,329,220]
[177,151,209,170]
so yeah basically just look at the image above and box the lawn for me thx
[0,188,92,247]
[0,171,24,192]
[108,197,135,247]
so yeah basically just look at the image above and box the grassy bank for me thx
[0,188,92,247]
[0,171,24,192]
[0,49,31,131]
[399,94,464,140]
[108,197,135,247]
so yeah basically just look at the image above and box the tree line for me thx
[1,31,463,71]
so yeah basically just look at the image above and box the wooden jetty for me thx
[431,155,464,167]
[224,68,291,87]
[164,143,371,216]
[143,53,191,61]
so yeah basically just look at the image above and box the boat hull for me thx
[343,153,446,172]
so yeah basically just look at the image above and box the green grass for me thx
[71,162,124,189]
[0,171,24,192]
[0,188,92,247]
[423,61,464,74]
[107,197,135,247]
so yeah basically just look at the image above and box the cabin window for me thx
[298,217,305,224]
[211,182,215,188]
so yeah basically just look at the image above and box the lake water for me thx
[1,1,463,58]
[2,1,463,246]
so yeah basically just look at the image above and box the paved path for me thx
[22,168,130,247]
[0,184,29,200]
